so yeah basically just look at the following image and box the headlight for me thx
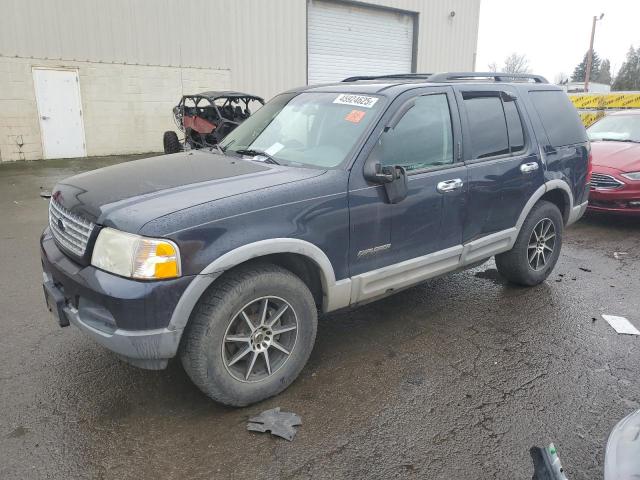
[91,228,181,280]
[621,171,640,181]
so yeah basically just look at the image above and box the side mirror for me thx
[364,161,408,204]
[364,162,395,184]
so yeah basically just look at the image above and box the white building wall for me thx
[0,58,230,160]
[0,0,479,162]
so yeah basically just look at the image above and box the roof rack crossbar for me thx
[341,72,549,84]
[426,72,549,83]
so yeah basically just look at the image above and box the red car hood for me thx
[591,141,640,172]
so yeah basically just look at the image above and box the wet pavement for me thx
[1,155,639,480]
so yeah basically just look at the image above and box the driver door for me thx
[348,87,467,302]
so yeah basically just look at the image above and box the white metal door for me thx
[307,1,414,84]
[33,69,86,159]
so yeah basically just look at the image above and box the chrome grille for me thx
[48,200,95,257]
[590,173,624,190]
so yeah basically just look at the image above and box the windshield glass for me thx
[588,114,640,143]
[220,92,384,168]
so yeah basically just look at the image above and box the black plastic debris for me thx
[39,191,52,199]
[530,443,568,480]
[247,407,302,441]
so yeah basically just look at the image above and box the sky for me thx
[476,0,640,83]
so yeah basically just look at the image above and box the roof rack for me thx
[427,72,549,83]
[342,73,433,82]
[341,72,549,84]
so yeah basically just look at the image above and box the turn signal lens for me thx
[133,239,180,279]
[91,228,181,280]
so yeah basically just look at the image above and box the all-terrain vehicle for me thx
[163,91,264,153]
[42,73,590,406]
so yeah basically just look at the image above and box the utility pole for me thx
[584,13,604,92]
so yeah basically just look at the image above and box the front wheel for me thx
[180,264,317,406]
[495,200,563,286]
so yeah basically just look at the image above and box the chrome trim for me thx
[48,200,95,256]
[590,173,624,190]
[436,178,464,193]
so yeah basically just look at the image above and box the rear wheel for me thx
[163,131,181,154]
[180,264,317,406]
[495,200,563,286]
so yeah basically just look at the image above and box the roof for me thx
[288,72,557,97]
[188,91,264,101]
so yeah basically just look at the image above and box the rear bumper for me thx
[41,228,194,369]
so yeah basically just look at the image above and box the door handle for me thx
[520,162,539,174]
[437,178,464,193]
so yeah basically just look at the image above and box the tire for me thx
[180,264,318,407]
[495,200,563,286]
[163,131,181,154]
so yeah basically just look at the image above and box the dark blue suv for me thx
[41,73,590,406]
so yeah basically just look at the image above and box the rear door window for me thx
[529,90,587,147]
[463,95,509,159]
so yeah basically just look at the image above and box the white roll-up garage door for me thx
[307,1,414,84]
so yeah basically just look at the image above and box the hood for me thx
[52,150,325,232]
[591,141,640,172]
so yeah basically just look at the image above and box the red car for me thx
[587,111,640,215]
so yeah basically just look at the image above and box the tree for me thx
[612,46,640,91]
[487,53,531,74]
[555,72,569,85]
[594,59,612,85]
[572,51,601,82]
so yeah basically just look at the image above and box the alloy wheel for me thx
[527,218,556,271]
[222,296,298,382]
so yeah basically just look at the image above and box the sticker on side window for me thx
[333,94,379,108]
[344,110,366,123]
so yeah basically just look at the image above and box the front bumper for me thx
[588,168,640,216]
[41,228,194,369]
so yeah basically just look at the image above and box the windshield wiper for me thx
[235,149,281,165]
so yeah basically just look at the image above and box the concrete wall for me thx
[0,0,479,161]
[0,58,230,161]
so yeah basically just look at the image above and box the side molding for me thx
[168,239,352,331]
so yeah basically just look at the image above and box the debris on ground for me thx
[579,267,592,272]
[39,191,52,199]
[613,252,628,260]
[530,443,568,480]
[602,315,640,336]
[247,407,302,441]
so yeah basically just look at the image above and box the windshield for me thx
[220,92,384,168]
[588,114,640,143]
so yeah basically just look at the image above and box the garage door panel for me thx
[308,1,414,84]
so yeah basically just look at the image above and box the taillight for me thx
[586,151,593,184]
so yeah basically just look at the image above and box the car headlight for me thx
[621,171,640,181]
[91,228,181,280]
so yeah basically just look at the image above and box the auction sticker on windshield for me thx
[333,94,379,108]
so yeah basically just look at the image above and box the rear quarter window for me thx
[529,90,587,147]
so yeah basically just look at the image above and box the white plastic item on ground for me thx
[604,409,640,479]
[602,315,640,335]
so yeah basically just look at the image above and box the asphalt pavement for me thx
[1,155,639,480]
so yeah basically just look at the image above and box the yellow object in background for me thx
[568,93,640,127]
